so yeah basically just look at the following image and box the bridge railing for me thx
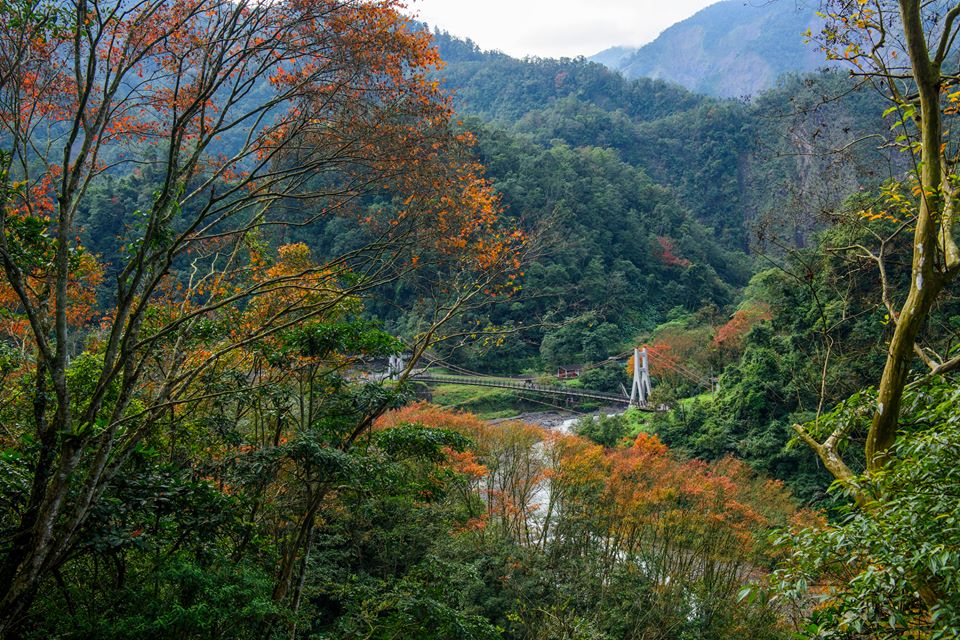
[410,373,644,407]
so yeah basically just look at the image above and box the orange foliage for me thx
[1,0,523,330]
[0,1,528,612]
[378,403,798,573]
[712,303,772,353]
[0,251,104,345]
[377,401,491,439]
[628,339,684,382]
[551,434,607,489]
[238,243,343,338]
[443,447,489,480]
[378,403,549,541]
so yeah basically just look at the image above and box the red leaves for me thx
[5,169,58,221]
[443,447,489,479]
[592,443,795,562]
[0,249,104,344]
[1,0,526,352]
[655,236,692,268]
[631,431,669,457]
[377,401,490,438]
[712,304,772,352]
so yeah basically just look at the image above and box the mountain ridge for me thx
[590,0,830,97]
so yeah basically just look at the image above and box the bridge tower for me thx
[629,347,652,408]
[387,353,407,379]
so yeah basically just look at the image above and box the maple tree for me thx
[654,235,692,268]
[377,403,548,545]
[0,0,521,630]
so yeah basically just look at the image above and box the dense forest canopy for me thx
[1,0,959,638]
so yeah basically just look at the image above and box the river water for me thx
[489,408,624,434]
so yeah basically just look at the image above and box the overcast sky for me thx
[407,0,723,59]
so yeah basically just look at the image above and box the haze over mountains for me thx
[590,0,828,97]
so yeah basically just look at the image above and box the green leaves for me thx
[278,435,360,479]
[373,423,471,463]
[283,320,403,360]
[772,377,960,638]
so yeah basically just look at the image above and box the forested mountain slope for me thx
[435,31,894,250]
[591,0,828,97]
[6,3,960,638]
[70,30,897,376]
[422,32,921,507]
[437,37,703,124]
[417,32,899,372]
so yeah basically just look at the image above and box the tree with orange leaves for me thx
[712,303,772,362]
[0,1,521,629]
[376,403,802,638]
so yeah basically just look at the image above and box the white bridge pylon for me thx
[387,353,407,379]
[629,347,652,408]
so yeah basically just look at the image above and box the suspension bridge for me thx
[386,346,713,411]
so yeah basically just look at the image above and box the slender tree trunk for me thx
[867,0,944,469]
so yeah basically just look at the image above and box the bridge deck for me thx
[411,373,650,410]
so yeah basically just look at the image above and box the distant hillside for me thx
[591,1,829,98]
[432,30,893,250]
[418,30,899,371]
[431,30,703,125]
[589,45,637,70]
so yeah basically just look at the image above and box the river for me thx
[489,408,624,434]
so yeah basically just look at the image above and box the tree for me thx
[773,0,960,626]
[796,0,960,482]
[378,403,801,640]
[0,0,520,631]
[712,303,772,358]
[774,378,960,637]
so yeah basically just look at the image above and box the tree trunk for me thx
[868,0,945,470]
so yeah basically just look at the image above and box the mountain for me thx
[433,30,893,251]
[591,1,829,98]
[432,32,702,125]
[417,30,897,372]
[589,45,637,69]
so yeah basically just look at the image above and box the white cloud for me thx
[407,0,724,58]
